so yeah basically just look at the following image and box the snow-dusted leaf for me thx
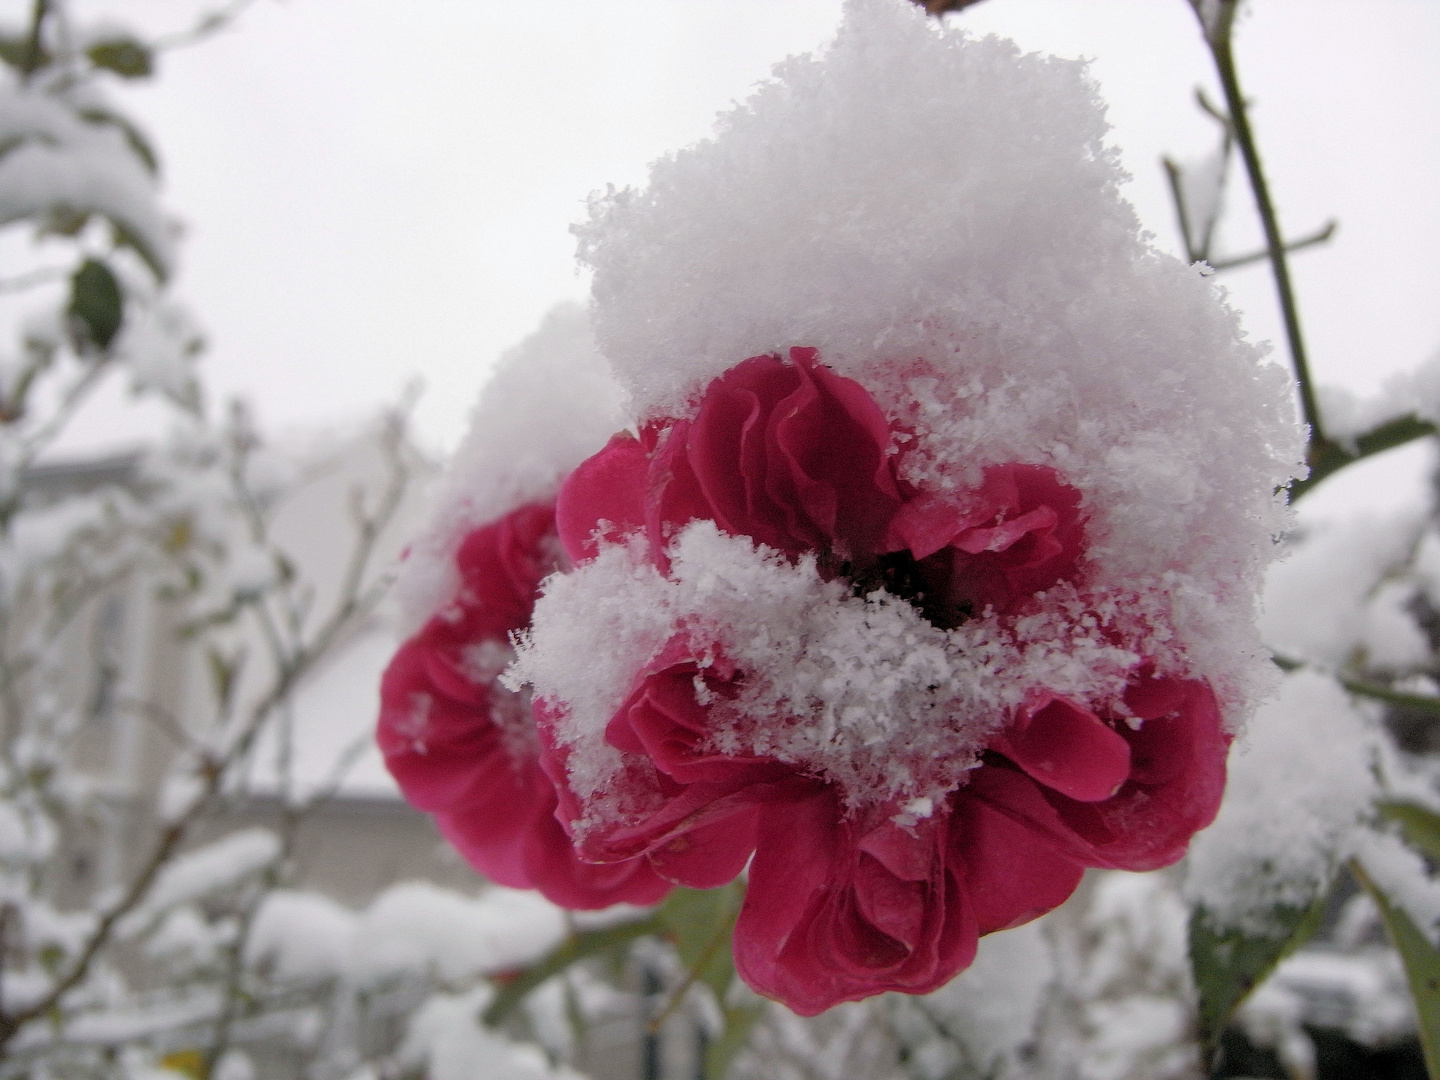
[483,910,666,1026]
[1380,800,1440,864]
[1354,863,1440,1079]
[1189,893,1328,1058]
[68,258,124,350]
[659,883,743,1004]
[87,38,152,79]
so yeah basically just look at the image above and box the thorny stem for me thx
[1196,1,1325,448]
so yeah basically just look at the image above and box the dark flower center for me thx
[836,549,971,631]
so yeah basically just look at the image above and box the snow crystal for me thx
[520,0,1302,812]
[393,303,623,635]
[576,0,1299,721]
[1185,671,1380,935]
[516,522,1141,820]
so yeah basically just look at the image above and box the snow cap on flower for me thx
[393,303,623,635]
[569,0,1302,727]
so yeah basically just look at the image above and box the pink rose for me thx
[377,503,671,910]
[539,347,1224,1010]
[734,778,1089,1016]
[555,350,1085,623]
[732,671,1226,1014]
[735,787,980,1016]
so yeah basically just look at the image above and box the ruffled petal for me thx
[377,640,506,812]
[556,432,650,562]
[990,692,1132,802]
[734,787,977,1016]
[949,789,1084,934]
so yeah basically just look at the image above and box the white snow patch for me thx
[345,883,565,985]
[393,303,623,636]
[1185,671,1379,934]
[516,522,1143,823]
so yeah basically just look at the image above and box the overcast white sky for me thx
[33,0,1440,514]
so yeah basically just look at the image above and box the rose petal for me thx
[647,805,761,888]
[990,692,1132,802]
[950,791,1084,934]
[556,432,650,562]
[377,641,506,812]
[734,786,977,1015]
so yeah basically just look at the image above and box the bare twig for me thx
[1209,219,1337,272]
[151,0,258,53]
[1193,0,1326,447]
[0,415,413,1053]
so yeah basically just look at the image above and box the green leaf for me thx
[659,883,744,1003]
[1189,891,1329,1060]
[482,913,665,1027]
[68,258,124,351]
[1352,859,1440,1079]
[0,34,46,71]
[111,219,169,282]
[86,38,153,79]
[705,1002,764,1080]
[78,108,160,176]
[1380,801,1440,864]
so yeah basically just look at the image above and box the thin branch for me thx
[1195,86,1231,128]
[115,694,202,754]
[150,0,258,53]
[1289,413,1438,502]
[646,916,734,1033]
[1162,157,1199,263]
[0,416,413,1051]
[1198,1,1325,446]
[13,360,110,479]
[0,811,190,1045]
[1273,653,1440,716]
[1209,219,1337,272]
